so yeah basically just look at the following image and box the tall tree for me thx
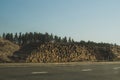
[68,37,72,43]
[2,33,6,39]
[45,32,50,42]
[49,33,54,41]
[18,32,22,45]
[54,35,59,42]
[62,36,67,43]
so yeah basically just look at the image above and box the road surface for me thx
[0,62,120,80]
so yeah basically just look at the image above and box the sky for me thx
[0,0,120,45]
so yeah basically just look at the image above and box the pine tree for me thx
[68,37,72,43]
[14,33,18,44]
[62,36,67,43]
[18,32,22,45]
[49,33,54,41]
[5,33,13,42]
[2,33,6,39]
[54,35,59,42]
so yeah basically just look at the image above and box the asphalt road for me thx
[0,62,120,80]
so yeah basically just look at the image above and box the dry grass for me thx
[0,38,19,62]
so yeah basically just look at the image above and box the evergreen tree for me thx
[2,33,6,39]
[5,33,13,42]
[71,39,74,43]
[58,37,62,42]
[45,32,50,42]
[49,33,54,41]
[68,37,72,43]
[28,32,34,43]
[54,35,59,42]
[62,36,67,43]
[34,32,39,42]
[14,33,18,44]
[18,32,22,45]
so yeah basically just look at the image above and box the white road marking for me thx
[114,71,119,74]
[81,69,92,72]
[32,71,48,74]
[113,67,120,70]
[6,66,28,68]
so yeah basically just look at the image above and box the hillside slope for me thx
[12,42,120,63]
[0,38,19,62]
[0,37,120,63]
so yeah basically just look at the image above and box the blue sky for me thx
[0,0,120,44]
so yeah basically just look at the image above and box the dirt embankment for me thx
[13,42,120,63]
[0,38,120,63]
[0,38,19,62]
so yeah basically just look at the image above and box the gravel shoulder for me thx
[1,61,120,67]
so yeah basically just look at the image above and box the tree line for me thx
[12,39,118,62]
[2,32,74,46]
[1,32,120,62]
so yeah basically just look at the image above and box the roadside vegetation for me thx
[0,32,120,63]
[0,38,19,62]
